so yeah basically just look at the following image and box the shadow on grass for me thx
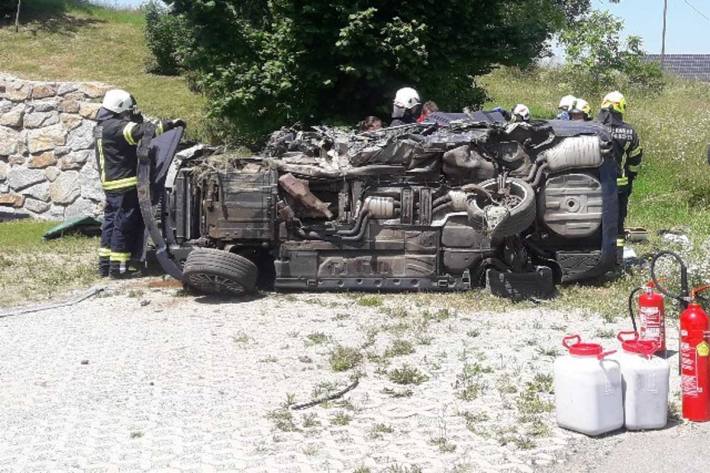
[0,0,104,34]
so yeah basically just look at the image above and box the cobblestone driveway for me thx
[0,281,689,472]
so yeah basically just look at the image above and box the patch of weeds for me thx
[535,346,558,358]
[357,295,384,307]
[532,320,543,330]
[384,339,415,358]
[526,418,551,437]
[383,465,423,473]
[360,327,379,350]
[298,355,313,364]
[459,410,489,432]
[329,345,363,372]
[312,380,339,399]
[287,330,299,338]
[127,289,144,298]
[455,362,492,401]
[302,413,320,428]
[129,431,143,439]
[259,355,278,363]
[384,306,410,318]
[430,436,457,453]
[353,467,372,473]
[334,312,351,320]
[496,377,518,394]
[550,322,567,331]
[267,408,298,432]
[466,328,481,338]
[302,443,319,455]
[382,386,414,398]
[283,393,296,407]
[369,423,395,439]
[529,373,554,394]
[517,388,553,416]
[512,435,536,450]
[232,332,251,344]
[601,311,617,324]
[387,364,429,385]
[305,332,329,346]
[415,334,433,345]
[330,411,352,426]
[595,328,616,338]
[423,308,454,322]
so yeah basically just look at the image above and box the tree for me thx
[168,0,593,143]
[559,10,663,94]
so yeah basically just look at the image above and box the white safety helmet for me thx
[558,95,576,112]
[392,87,421,118]
[512,103,530,122]
[102,89,136,114]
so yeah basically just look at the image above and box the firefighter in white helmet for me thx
[556,95,576,120]
[511,103,531,122]
[390,87,422,127]
[596,91,642,246]
[95,89,185,278]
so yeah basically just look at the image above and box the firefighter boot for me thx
[99,256,110,277]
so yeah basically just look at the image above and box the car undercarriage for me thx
[140,113,620,300]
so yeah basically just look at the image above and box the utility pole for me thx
[14,0,21,33]
[661,0,668,70]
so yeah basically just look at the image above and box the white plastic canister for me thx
[554,334,624,436]
[610,331,670,430]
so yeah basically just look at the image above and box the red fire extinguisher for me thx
[629,281,666,355]
[680,284,710,422]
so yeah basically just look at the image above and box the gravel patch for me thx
[0,280,689,472]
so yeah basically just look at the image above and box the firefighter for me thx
[390,87,422,127]
[569,98,592,121]
[596,91,642,245]
[511,103,530,122]
[557,95,576,120]
[95,89,184,278]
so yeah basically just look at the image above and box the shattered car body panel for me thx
[145,116,619,296]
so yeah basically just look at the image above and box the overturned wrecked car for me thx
[138,112,620,299]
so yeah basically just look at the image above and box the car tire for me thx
[183,248,258,296]
[467,177,536,239]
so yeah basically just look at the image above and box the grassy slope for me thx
[0,220,98,307]
[0,0,206,140]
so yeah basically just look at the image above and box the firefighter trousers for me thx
[98,189,144,276]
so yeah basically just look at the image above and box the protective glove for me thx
[171,119,187,129]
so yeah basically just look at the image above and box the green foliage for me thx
[143,0,189,75]
[169,0,593,143]
[559,10,664,94]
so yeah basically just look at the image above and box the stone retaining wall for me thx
[0,74,111,220]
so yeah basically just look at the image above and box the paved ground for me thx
[0,280,699,472]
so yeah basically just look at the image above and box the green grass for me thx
[0,0,206,141]
[0,220,98,306]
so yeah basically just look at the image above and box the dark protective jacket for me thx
[94,107,174,193]
[597,109,643,186]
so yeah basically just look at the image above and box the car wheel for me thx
[183,248,258,296]
[467,177,536,239]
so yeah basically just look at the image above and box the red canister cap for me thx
[568,342,603,356]
[562,334,604,356]
[622,339,657,356]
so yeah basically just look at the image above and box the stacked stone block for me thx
[0,74,111,220]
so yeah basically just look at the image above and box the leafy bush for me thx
[559,10,664,95]
[169,0,593,144]
[0,0,16,17]
[143,0,189,75]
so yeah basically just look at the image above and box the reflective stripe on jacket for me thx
[94,107,172,193]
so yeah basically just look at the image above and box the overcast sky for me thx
[100,0,710,54]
